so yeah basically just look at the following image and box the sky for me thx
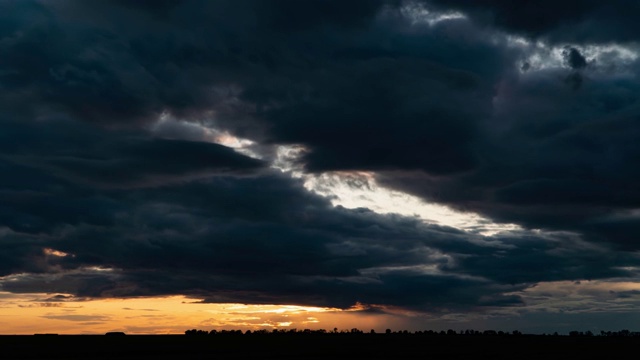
[1,0,640,335]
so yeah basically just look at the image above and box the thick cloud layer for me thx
[1,0,640,322]
[2,149,636,310]
[426,0,640,43]
[379,47,640,249]
[1,114,636,313]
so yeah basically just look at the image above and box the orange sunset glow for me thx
[3,0,640,340]
[0,293,404,335]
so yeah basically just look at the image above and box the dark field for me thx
[0,334,638,360]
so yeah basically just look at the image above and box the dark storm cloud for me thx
[0,117,264,241]
[2,0,640,317]
[259,56,489,174]
[425,0,640,43]
[0,0,392,127]
[2,160,638,311]
[0,119,264,188]
[560,46,588,89]
[0,0,507,174]
[562,47,587,70]
[379,56,640,249]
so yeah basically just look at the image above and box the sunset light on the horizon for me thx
[0,293,415,335]
[2,0,640,337]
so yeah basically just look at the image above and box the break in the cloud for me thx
[426,0,640,43]
[1,0,640,333]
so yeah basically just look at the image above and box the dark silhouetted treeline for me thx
[5,329,640,359]
[185,327,640,337]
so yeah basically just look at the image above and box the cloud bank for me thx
[1,0,640,330]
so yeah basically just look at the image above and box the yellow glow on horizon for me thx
[0,293,404,335]
[210,304,341,315]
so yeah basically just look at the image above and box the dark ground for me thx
[0,334,637,359]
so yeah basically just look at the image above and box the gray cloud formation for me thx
[1,0,640,320]
[1,122,637,313]
[426,0,640,43]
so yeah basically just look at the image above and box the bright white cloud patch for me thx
[396,1,466,27]
[304,171,522,236]
[151,122,524,236]
[501,36,640,74]
[160,119,523,236]
[267,145,522,236]
[151,114,260,159]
